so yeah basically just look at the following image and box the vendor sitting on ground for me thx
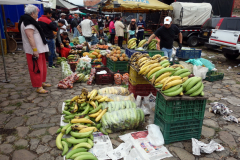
[56,32,71,58]
[95,27,108,45]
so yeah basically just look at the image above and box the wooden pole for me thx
[1,5,10,52]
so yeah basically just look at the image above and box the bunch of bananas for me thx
[147,39,158,50]
[138,39,147,48]
[127,38,137,49]
[183,77,204,97]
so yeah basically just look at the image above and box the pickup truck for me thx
[205,18,240,60]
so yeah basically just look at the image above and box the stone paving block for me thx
[201,126,215,138]
[169,147,195,160]
[36,145,51,154]
[219,131,237,147]
[30,139,40,150]
[0,144,13,154]
[203,119,219,128]
[16,127,29,138]
[48,126,59,135]
[12,149,37,160]
[4,117,24,129]
[6,136,16,143]
[14,139,28,147]
[0,155,9,160]
[28,128,46,137]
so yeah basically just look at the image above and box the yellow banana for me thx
[93,95,103,101]
[147,66,163,78]
[89,109,102,118]
[159,77,170,85]
[162,76,182,88]
[139,59,150,67]
[143,63,161,75]
[87,90,94,99]
[89,90,98,101]
[139,65,149,75]
[71,124,88,130]
[71,103,78,113]
[89,101,97,109]
[138,57,148,65]
[154,72,172,84]
[71,95,79,102]
[162,79,183,90]
[71,118,95,124]
[152,54,162,60]
[95,108,108,122]
[79,127,98,133]
[180,92,184,96]
[140,60,158,69]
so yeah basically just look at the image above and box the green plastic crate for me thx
[205,72,224,82]
[107,58,129,72]
[156,92,206,122]
[146,50,164,57]
[154,114,202,144]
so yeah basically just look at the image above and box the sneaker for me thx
[48,64,59,68]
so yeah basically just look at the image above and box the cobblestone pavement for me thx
[0,46,240,160]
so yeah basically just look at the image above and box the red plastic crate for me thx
[95,67,114,85]
[128,81,157,98]
[102,56,107,66]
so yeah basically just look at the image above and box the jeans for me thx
[162,47,173,60]
[73,27,80,38]
[130,35,135,39]
[118,36,123,47]
[137,31,144,44]
[85,35,99,45]
[46,39,55,66]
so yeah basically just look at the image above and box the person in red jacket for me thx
[38,8,58,68]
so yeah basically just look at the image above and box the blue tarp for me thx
[0,1,44,39]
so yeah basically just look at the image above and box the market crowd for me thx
[19,4,182,94]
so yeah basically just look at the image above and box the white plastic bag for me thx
[193,65,209,79]
[146,124,164,146]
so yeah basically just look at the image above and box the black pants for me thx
[118,36,123,47]
[137,31,144,45]
[110,34,115,45]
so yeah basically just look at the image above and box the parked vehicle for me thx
[205,18,240,60]
[198,17,221,44]
[171,2,212,47]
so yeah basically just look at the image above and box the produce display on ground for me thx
[106,47,129,62]
[130,52,205,97]
[57,87,145,159]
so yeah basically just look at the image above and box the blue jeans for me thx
[85,35,99,45]
[46,39,55,66]
[130,35,135,39]
[73,27,80,38]
[162,47,172,60]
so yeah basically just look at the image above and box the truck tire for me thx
[187,36,198,47]
[224,53,239,60]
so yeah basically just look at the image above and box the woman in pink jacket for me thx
[109,17,115,45]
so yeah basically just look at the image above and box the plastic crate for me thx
[205,72,224,82]
[107,58,129,72]
[146,50,164,57]
[129,65,149,85]
[128,81,157,98]
[95,67,114,85]
[154,114,202,144]
[176,48,201,59]
[155,92,206,122]
[125,48,148,58]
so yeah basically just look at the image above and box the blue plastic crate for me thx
[176,48,201,59]
[125,49,148,58]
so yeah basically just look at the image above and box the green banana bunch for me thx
[182,77,204,96]
[148,39,158,50]
[138,39,147,47]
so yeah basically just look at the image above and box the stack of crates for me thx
[154,92,207,144]
[128,66,157,98]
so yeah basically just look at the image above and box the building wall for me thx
[84,0,100,7]
[234,0,240,9]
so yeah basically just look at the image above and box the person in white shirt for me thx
[59,13,69,30]
[77,13,98,44]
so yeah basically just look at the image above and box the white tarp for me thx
[0,0,42,5]
[171,2,212,26]
[56,0,78,9]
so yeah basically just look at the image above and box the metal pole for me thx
[0,5,10,83]
[0,31,10,83]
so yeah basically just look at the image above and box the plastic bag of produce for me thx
[193,65,209,79]
[102,108,144,133]
[122,73,129,85]
[98,87,130,95]
[146,124,164,146]
[58,73,79,89]
[102,100,136,112]
[114,73,122,85]
[99,93,135,102]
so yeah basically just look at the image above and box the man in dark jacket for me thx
[71,14,80,37]
[38,8,58,68]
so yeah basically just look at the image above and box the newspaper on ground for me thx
[118,131,172,160]
[89,132,113,160]
[107,141,132,159]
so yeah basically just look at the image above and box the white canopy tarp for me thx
[0,0,43,5]
[171,2,212,26]
[56,0,78,9]
[70,10,83,14]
